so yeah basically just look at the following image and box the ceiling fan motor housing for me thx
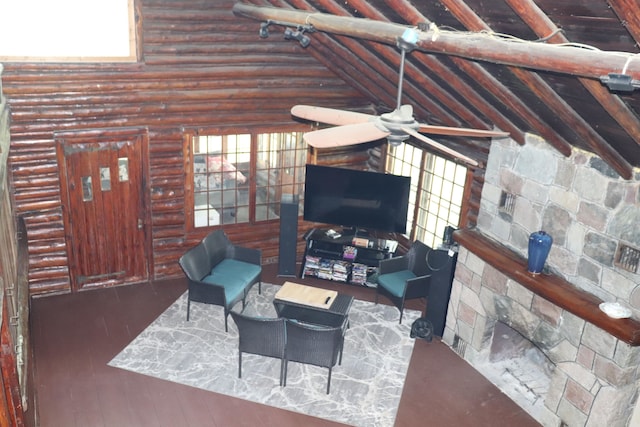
[378,107,420,145]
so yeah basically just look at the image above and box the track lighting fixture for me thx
[284,26,312,48]
[259,21,270,38]
[258,20,315,47]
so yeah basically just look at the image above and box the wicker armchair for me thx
[202,229,262,294]
[375,240,432,324]
[230,311,287,386]
[284,319,346,394]
[179,229,261,331]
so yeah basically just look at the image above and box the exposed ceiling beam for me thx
[437,0,632,178]
[235,1,634,177]
[505,0,640,148]
[316,0,524,143]
[306,0,503,160]
[450,57,563,148]
[608,0,640,47]
[411,51,526,143]
[384,0,571,152]
[512,67,633,179]
[302,0,489,128]
[232,3,640,81]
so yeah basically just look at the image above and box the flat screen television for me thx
[303,164,411,234]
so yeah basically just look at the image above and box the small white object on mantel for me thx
[599,302,633,319]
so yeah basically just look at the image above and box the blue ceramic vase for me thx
[528,231,552,274]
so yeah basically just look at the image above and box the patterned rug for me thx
[109,283,420,427]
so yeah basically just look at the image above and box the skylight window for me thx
[0,0,136,62]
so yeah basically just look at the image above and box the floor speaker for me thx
[424,248,458,337]
[278,196,299,277]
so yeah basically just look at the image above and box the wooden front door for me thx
[57,128,149,291]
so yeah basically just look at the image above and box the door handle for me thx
[138,218,144,230]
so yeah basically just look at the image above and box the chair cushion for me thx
[203,259,261,304]
[211,258,261,282]
[377,270,417,298]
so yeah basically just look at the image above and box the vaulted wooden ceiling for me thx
[233,0,640,179]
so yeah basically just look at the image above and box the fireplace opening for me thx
[477,321,555,415]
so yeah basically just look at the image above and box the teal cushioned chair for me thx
[179,229,262,331]
[375,240,431,324]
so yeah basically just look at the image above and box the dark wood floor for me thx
[29,263,541,426]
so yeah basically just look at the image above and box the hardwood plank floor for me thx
[30,263,541,426]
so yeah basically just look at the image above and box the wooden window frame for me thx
[184,126,308,231]
[386,144,468,248]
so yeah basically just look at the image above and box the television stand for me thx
[300,228,398,286]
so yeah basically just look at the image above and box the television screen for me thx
[303,164,411,234]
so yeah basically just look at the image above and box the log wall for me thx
[0,66,29,426]
[2,0,371,295]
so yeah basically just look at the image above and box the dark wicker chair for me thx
[202,229,262,294]
[375,240,432,324]
[230,311,287,386]
[284,319,346,394]
[178,229,261,331]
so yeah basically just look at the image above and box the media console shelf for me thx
[454,228,640,346]
[301,228,398,285]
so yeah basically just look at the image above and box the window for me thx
[386,145,467,248]
[256,132,306,221]
[0,0,136,62]
[189,131,306,228]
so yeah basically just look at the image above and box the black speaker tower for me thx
[278,195,299,277]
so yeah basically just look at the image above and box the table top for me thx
[274,281,338,309]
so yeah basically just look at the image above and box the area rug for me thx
[108,283,421,427]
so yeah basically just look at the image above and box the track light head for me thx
[284,26,312,48]
[299,34,311,48]
[259,22,270,38]
[283,27,295,40]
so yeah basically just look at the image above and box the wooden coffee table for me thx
[273,281,354,328]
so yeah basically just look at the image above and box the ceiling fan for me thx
[290,29,509,167]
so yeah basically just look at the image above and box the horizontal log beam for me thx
[232,3,640,83]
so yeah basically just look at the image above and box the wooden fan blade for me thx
[304,122,390,148]
[418,123,509,138]
[402,127,479,167]
[291,105,376,126]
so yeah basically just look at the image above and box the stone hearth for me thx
[443,135,640,427]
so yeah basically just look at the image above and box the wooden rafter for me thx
[505,0,640,148]
[232,3,640,80]
[608,0,640,47]
[450,58,566,150]
[301,0,489,129]
[437,0,633,178]
[314,0,524,141]
[412,51,526,143]
[266,0,519,163]
[384,0,571,152]
[233,2,636,177]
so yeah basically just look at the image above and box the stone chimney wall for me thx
[477,134,640,309]
[443,135,640,427]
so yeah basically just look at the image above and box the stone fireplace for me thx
[443,135,640,427]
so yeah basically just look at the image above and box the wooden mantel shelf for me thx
[453,228,640,346]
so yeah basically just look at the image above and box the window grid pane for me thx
[193,134,250,226]
[192,131,306,228]
[256,132,306,221]
[387,146,466,248]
